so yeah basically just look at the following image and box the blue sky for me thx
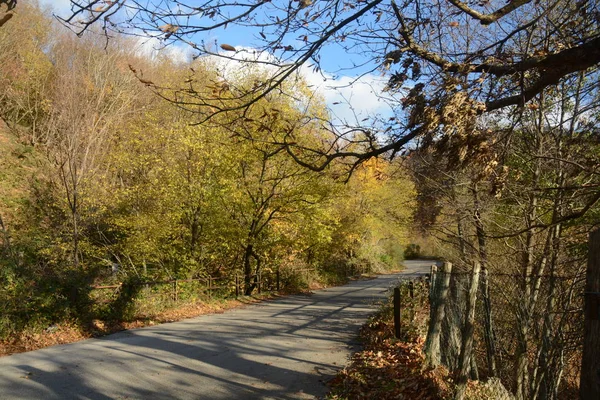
[39,0,394,123]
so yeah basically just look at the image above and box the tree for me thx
[329,157,415,272]
[412,69,599,398]
[220,86,334,294]
[42,33,137,270]
[99,62,342,294]
[0,1,16,29]
[0,1,53,144]
[1,1,419,339]
[59,1,600,170]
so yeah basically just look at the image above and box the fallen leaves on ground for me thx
[0,294,276,357]
[328,304,451,400]
[0,322,88,357]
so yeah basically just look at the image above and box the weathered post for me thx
[394,287,401,338]
[429,264,438,300]
[424,262,452,369]
[581,228,600,399]
[428,264,438,321]
[235,274,239,298]
[173,280,178,302]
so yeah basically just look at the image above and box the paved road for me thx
[0,260,432,400]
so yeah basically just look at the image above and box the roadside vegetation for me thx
[0,3,415,350]
[2,0,600,398]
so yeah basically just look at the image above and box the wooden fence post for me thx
[235,274,239,298]
[581,228,600,399]
[428,264,438,320]
[430,264,438,298]
[173,280,178,302]
[394,287,401,339]
[424,262,452,369]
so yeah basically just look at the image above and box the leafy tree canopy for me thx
[49,0,600,169]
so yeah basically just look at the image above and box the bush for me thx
[404,244,421,259]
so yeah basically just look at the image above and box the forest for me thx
[1,0,600,399]
[0,1,416,339]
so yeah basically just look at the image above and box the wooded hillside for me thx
[0,2,415,340]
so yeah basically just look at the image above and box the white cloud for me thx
[39,0,72,16]
[36,2,391,123]
[133,37,194,65]
[201,47,392,123]
[301,67,392,124]
[203,46,281,77]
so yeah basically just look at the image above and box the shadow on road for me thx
[0,261,433,399]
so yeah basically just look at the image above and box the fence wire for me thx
[428,266,584,398]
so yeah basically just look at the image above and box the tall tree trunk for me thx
[581,229,600,400]
[243,243,255,295]
[515,130,543,400]
[533,137,565,400]
[59,161,80,269]
[534,243,559,400]
[472,183,497,377]
[72,189,80,269]
[454,261,481,400]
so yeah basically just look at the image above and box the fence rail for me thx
[90,267,316,302]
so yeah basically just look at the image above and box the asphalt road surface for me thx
[0,260,433,400]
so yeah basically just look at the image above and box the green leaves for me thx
[0,6,418,335]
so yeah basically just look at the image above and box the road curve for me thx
[0,260,433,400]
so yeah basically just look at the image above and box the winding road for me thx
[0,260,432,399]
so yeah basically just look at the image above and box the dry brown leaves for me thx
[0,294,276,357]
[0,322,88,357]
[328,309,451,400]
